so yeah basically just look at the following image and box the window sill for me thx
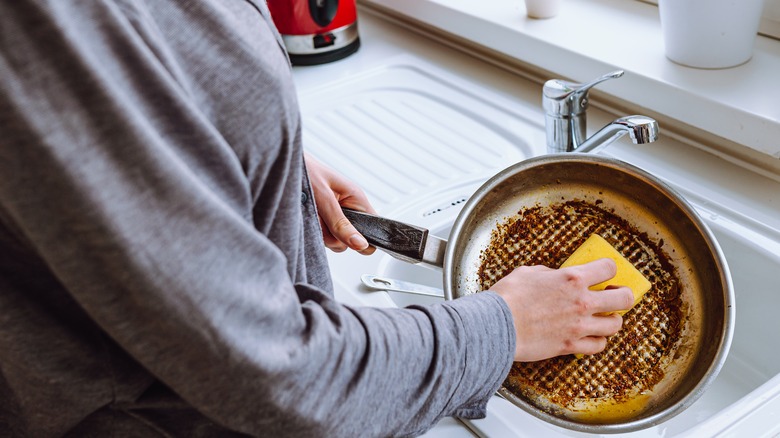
[359,0,780,167]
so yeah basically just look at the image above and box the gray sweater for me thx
[0,1,515,436]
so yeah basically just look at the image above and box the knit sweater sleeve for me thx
[0,1,515,436]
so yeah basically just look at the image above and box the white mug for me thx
[659,0,765,69]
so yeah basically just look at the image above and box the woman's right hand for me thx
[490,258,634,362]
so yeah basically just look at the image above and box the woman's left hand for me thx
[304,153,377,255]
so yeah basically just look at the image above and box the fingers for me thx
[318,197,377,255]
[564,258,617,287]
[560,258,634,313]
[304,153,377,255]
[567,336,609,356]
[557,315,623,357]
[591,285,635,314]
[318,217,347,253]
[318,200,370,253]
[584,312,624,337]
[559,311,622,356]
[320,201,376,255]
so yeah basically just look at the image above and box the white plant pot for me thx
[659,0,765,69]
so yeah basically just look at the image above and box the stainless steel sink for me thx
[302,56,780,437]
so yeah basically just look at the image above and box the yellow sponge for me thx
[560,234,652,316]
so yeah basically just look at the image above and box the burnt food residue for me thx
[477,200,683,416]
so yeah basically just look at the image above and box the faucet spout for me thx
[572,116,659,154]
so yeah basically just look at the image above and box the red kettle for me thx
[266,0,360,66]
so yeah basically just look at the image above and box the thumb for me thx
[320,201,370,252]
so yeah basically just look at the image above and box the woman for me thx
[0,1,632,436]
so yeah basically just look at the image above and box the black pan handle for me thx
[342,207,428,263]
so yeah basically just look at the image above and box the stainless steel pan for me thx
[344,153,734,433]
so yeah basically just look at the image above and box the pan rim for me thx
[442,153,735,433]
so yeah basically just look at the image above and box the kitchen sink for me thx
[300,54,780,436]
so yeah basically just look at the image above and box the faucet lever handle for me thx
[543,70,624,115]
[573,70,624,96]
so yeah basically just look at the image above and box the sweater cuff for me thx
[445,291,515,419]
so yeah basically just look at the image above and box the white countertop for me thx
[359,0,780,164]
[292,7,780,438]
[294,7,780,233]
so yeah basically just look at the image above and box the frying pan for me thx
[343,153,733,433]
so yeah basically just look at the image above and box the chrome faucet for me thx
[543,70,659,154]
